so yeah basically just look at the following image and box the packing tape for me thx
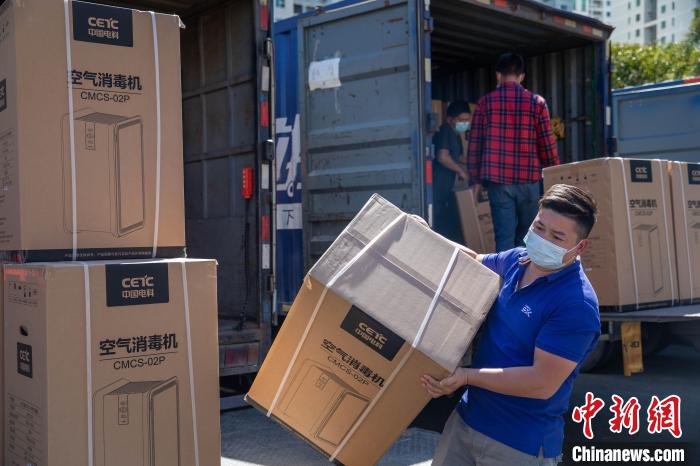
[81,262,94,466]
[677,162,693,301]
[266,212,408,417]
[655,160,676,304]
[618,158,639,310]
[329,245,461,463]
[180,260,201,466]
[151,12,162,258]
[63,0,78,260]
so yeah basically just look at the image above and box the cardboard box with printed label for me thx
[246,194,500,465]
[0,0,185,261]
[3,258,220,466]
[669,161,700,303]
[543,158,677,311]
[454,182,496,253]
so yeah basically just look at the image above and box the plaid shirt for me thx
[467,82,559,185]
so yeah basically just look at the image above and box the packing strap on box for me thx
[674,162,694,301]
[74,261,200,466]
[62,1,164,259]
[654,159,676,305]
[617,158,676,309]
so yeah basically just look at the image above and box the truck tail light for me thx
[242,167,254,200]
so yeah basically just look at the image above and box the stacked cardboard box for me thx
[0,0,185,262]
[247,194,500,465]
[454,181,496,253]
[544,158,677,311]
[4,259,220,466]
[669,161,700,304]
[0,2,221,464]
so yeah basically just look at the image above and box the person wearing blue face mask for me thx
[432,100,472,243]
[423,184,601,466]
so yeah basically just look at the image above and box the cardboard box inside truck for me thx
[669,161,700,303]
[4,259,220,466]
[454,181,496,253]
[247,194,500,465]
[543,158,677,311]
[0,0,185,261]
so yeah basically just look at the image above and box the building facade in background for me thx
[275,0,334,20]
[537,0,612,20]
[608,0,700,44]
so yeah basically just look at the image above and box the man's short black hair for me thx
[446,100,470,118]
[539,184,598,239]
[496,53,525,76]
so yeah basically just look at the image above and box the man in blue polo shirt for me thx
[422,184,600,466]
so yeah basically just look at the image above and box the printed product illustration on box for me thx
[62,108,145,237]
[94,377,180,466]
[280,359,369,448]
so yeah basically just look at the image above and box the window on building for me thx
[661,5,666,13]
[636,0,640,6]
[275,0,285,7]
[628,17,632,24]
[672,33,675,41]
[628,1,631,9]
[636,29,640,37]
[636,13,640,21]
[628,32,632,39]
[672,1,675,9]
[294,4,302,13]
[661,20,666,28]
[660,36,666,44]
[607,11,611,17]
[672,17,675,26]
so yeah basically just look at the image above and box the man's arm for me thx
[436,148,468,180]
[535,99,559,168]
[421,347,577,400]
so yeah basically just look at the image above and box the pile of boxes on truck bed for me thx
[544,158,700,310]
[1,1,220,464]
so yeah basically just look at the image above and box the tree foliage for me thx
[612,8,700,89]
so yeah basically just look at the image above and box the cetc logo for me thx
[88,17,120,30]
[358,322,388,345]
[121,275,155,299]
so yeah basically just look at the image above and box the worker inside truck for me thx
[468,53,560,253]
[432,100,472,243]
[422,184,601,466]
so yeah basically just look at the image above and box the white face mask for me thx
[523,228,580,270]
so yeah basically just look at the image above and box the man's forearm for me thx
[465,366,554,400]
[437,152,466,176]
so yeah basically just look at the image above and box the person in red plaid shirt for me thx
[468,53,559,252]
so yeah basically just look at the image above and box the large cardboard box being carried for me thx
[544,158,677,310]
[4,259,220,466]
[0,0,185,261]
[669,161,700,303]
[454,182,496,253]
[247,194,500,465]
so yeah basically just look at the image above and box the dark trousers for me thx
[433,196,463,244]
[487,181,541,252]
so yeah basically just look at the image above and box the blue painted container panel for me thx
[613,80,700,161]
